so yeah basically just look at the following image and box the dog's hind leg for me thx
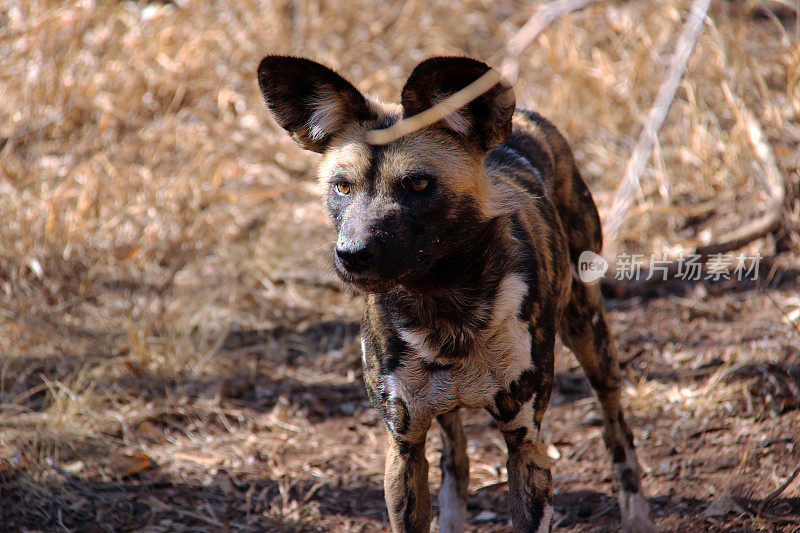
[559,279,656,533]
[436,410,468,533]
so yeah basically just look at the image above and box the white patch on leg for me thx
[618,490,656,533]
[385,373,402,401]
[536,504,553,533]
[616,448,656,533]
[480,272,533,389]
[438,473,465,533]
[360,337,367,366]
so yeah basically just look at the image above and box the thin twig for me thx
[603,0,712,255]
[47,459,99,519]
[366,0,598,145]
[758,464,800,515]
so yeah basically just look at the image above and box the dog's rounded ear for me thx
[257,56,376,152]
[401,57,515,151]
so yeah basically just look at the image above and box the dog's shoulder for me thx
[485,108,568,191]
[489,108,604,261]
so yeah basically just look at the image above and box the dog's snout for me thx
[336,240,375,272]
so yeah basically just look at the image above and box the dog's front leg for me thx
[504,425,553,533]
[384,433,432,532]
[490,397,553,533]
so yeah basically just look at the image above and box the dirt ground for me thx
[3,266,800,532]
[1,0,800,531]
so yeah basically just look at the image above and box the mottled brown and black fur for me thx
[257,55,655,533]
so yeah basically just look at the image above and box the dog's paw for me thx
[619,490,657,533]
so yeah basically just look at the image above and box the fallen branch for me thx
[621,197,723,225]
[603,195,784,295]
[603,0,712,255]
[366,0,598,145]
[603,12,788,295]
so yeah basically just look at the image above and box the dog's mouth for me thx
[349,276,397,293]
[330,245,438,293]
[332,259,400,293]
[335,269,398,293]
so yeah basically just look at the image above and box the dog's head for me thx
[257,56,515,292]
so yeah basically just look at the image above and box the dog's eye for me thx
[403,175,431,193]
[410,178,429,192]
[334,181,351,196]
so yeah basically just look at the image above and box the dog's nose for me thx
[336,241,374,272]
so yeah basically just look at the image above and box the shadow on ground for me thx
[3,471,798,532]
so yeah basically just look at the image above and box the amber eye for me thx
[410,178,429,192]
[404,175,431,193]
[335,181,351,195]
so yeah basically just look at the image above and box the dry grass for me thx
[1,0,799,531]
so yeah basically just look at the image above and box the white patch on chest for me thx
[490,272,529,326]
[477,272,533,390]
[390,272,534,414]
[397,327,437,363]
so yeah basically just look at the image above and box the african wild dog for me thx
[257,56,656,532]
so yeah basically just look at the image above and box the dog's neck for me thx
[375,216,511,353]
